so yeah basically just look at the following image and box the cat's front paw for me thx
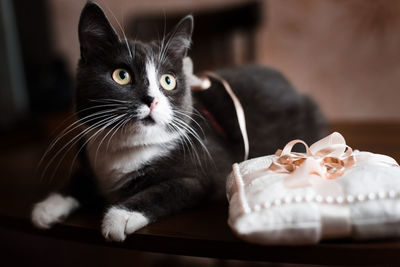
[101,207,149,242]
[31,193,79,229]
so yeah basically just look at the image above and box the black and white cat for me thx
[31,2,325,241]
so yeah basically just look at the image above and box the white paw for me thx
[101,207,149,242]
[31,193,79,229]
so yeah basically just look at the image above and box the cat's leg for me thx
[102,177,207,241]
[31,169,96,229]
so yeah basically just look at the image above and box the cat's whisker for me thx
[45,104,127,141]
[178,128,198,165]
[166,123,189,161]
[158,12,168,67]
[119,114,132,136]
[93,114,129,165]
[37,108,127,174]
[172,110,206,137]
[67,115,124,180]
[169,120,204,169]
[172,116,203,142]
[170,123,198,166]
[46,105,112,137]
[55,103,127,132]
[172,117,212,162]
[65,115,123,179]
[73,114,127,173]
[45,113,122,182]
[159,22,177,64]
[90,98,131,104]
[159,37,166,64]
[172,117,206,152]
[182,130,204,169]
[189,107,207,121]
[103,5,132,59]
[177,107,205,121]
[175,114,219,170]
[61,113,127,182]
[159,21,184,64]
[42,114,121,183]
[51,107,126,142]
[106,115,133,152]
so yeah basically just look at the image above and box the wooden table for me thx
[1,120,400,265]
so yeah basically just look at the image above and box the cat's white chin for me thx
[117,122,179,147]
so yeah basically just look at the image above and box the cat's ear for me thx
[165,15,194,58]
[78,2,119,61]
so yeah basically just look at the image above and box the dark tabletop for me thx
[1,118,400,265]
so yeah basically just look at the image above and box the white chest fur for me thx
[86,138,172,192]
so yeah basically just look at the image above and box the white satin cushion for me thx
[226,154,400,245]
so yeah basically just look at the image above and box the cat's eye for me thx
[112,68,131,85]
[160,74,176,90]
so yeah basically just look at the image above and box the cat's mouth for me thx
[141,115,156,125]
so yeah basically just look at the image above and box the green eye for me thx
[160,74,176,90]
[112,68,131,85]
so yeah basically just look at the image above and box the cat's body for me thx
[31,2,325,241]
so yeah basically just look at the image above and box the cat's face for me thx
[75,3,193,147]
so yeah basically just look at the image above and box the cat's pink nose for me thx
[149,99,159,113]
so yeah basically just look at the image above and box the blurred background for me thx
[3,0,400,125]
[1,0,400,266]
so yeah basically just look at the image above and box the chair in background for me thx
[128,1,262,72]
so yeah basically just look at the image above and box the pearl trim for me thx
[245,190,400,213]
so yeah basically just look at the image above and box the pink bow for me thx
[269,132,398,197]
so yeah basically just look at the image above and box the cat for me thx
[31,2,325,242]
